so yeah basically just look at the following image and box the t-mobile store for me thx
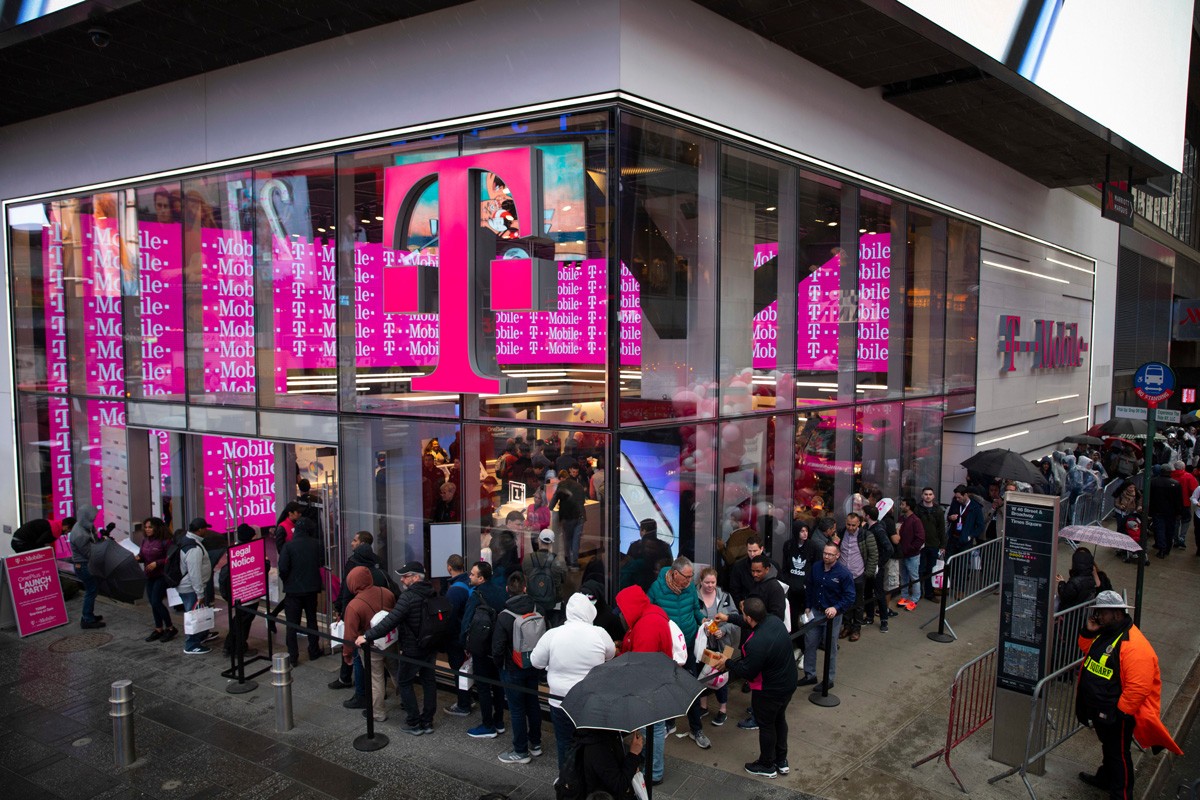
[1,1,1115,598]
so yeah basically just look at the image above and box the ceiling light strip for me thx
[982,260,1070,285]
[977,429,1030,447]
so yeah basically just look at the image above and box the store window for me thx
[127,184,186,401]
[945,218,980,402]
[901,397,945,500]
[856,191,904,401]
[16,393,74,526]
[792,406,856,527]
[9,201,67,394]
[254,157,337,411]
[617,115,718,425]
[183,171,258,407]
[719,146,792,413]
[857,401,903,502]
[463,112,612,425]
[72,397,128,533]
[906,208,947,397]
[794,174,848,407]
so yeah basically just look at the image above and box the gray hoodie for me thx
[68,506,99,565]
[179,531,212,597]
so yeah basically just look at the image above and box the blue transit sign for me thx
[1134,361,1175,404]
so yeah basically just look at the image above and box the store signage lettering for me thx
[202,229,256,392]
[138,222,185,394]
[1173,299,1200,342]
[998,315,1088,372]
[202,436,276,530]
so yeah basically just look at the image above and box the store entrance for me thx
[125,428,342,623]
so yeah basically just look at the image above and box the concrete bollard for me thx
[271,653,294,732]
[109,679,136,767]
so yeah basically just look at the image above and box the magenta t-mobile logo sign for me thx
[382,147,554,395]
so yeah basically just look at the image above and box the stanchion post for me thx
[271,653,294,732]
[353,644,389,752]
[809,616,840,707]
[927,568,954,643]
[109,679,136,767]
[226,600,258,694]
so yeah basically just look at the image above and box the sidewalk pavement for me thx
[1,541,1196,800]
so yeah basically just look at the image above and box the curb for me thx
[1140,647,1200,799]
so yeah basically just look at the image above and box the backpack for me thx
[164,540,197,589]
[465,592,498,656]
[504,608,546,669]
[417,594,455,651]
[526,551,559,611]
[871,522,894,562]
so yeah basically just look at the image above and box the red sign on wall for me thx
[1183,387,1196,404]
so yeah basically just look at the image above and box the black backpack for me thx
[870,521,893,563]
[465,592,497,656]
[417,594,455,651]
[526,551,559,610]
[164,540,197,588]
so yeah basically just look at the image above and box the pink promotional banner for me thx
[83,213,125,397]
[201,228,255,393]
[201,436,276,531]
[5,547,69,636]
[138,221,186,395]
[43,219,73,525]
[228,538,267,603]
[355,242,439,368]
[271,235,336,393]
[494,259,607,365]
[751,243,780,369]
[618,263,642,366]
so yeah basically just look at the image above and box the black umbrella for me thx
[961,448,1045,485]
[561,652,704,732]
[1064,434,1104,446]
[1096,417,1147,437]
[88,537,146,603]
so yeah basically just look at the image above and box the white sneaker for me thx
[689,730,712,749]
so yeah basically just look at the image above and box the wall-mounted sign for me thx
[1173,300,1200,341]
[998,315,1089,372]
[1101,183,1135,226]
[1183,388,1196,404]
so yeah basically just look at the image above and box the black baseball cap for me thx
[395,560,426,577]
[187,517,211,533]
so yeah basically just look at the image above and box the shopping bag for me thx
[370,609,397,650]
[330,620,344,652]
[458,655,475,691]
[183,606,215,634]
[932,558,947,590]
[885,559,900,592]
[970,549,982,571]
[631,770,649,800]
[268,568,282,604]
[697,662,729,689]
[693,626,710,662]
[167,587,183,608]
[667,619,687,665]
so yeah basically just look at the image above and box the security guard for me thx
[1075,591,1181,798]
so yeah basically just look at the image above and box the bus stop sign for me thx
[1134,361,1175,405]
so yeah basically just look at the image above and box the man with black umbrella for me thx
[712,597,797,779]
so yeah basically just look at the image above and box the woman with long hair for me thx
[696,566,738,726]
[136,516,176,642]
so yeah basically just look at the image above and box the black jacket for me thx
[729,556,780,606]
[725,615,797,695]
[278,526,325,595]
[366,579,435,655]
[492,592,537,670]
[575,729,642,799]
[1149,475,1183,518]
[334,543,390,614]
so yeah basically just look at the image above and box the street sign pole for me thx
[1136,401,1154,627]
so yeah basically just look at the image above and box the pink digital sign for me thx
[138,221,186,395]
[751,243,779,369]
[354,243,439,368]
[201,436,276,531]
[83,213,125,397]
[271,235,337,392]
[618,264,642,366]
[201,229,255,393]
[494,259,607,364]
[42,219,73,526]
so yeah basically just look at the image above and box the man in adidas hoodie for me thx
[491,572,544,765]
[532,592,615,770]
[615,585,673,786]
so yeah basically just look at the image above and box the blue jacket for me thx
[806,560,855,615]
[949,497,985,546]
[446,572,471,622]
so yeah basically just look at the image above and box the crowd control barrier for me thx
[911,647,997,793]
[921,537,1003,642]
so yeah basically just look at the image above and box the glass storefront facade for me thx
[6,105,978,596]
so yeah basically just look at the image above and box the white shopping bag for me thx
[458,655,475,691]
[268,568,282,604]
[370,609,397,650]
[330,620,344,652]
[183,606,216,634]
[932,558,948,590]
[885,559,900,592]
[167,587,183,608]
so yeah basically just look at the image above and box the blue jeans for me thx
[76,562,98,624]
[353,652,365,698]
[643,720,665,781]
[803,614,842,683]
[146,575,172,629]
[900,555,921,603]
[562,518,584,566]
[179,591,204,649]
[551,705,575,771]
[501,667,542,755]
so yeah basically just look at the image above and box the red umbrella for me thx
[1059,525,1142,553]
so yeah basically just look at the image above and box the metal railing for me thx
[921,537,1003,641]
[911,646,997,793]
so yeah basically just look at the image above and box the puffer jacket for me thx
[647,566,705,642]
[531,593,615,707]
[614,586,672,658]
[366,578,435,655]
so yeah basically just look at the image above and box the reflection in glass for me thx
[906,209,947,396]
[794,174,846,406]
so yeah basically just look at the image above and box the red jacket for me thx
[615,586,672,658]
[1171,469,1198,509]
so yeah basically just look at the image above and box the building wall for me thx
[0,0,1121,531]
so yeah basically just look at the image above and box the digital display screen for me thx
[618,439,681,556]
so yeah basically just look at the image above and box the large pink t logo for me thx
[382,148,542,394]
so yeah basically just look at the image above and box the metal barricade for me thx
[912,647,997,794]
[920,537,1003,641]
[1069,489,1107,527]
[985,596,1111,800]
